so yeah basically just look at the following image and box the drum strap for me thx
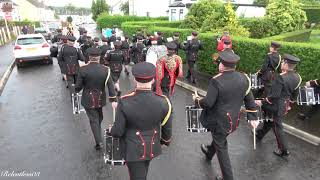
[104,67,111,86]
[295,74,302,90]
[161,96,172,126]
[275,54,282,70]
[244,74,252,96]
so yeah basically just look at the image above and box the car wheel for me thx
[16,62,22,69]
[47,57,53,65]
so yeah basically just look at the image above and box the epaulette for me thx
[121,91,136,99]
[212,73,222,79]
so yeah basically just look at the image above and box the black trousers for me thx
[127,161,151,180]
[186,61,196,81]
[85,108,103,145]
[256,115,288,151]
[206,132,233,180]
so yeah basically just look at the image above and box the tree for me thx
[202,1,250,36]
[266,0,307,34]
[182,0,224,30]
[66,3,76,14]
[120,1,129,15]
[92,0,110,21]
[67,16,73,23]
[253,0,269,5]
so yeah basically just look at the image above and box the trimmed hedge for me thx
[122,21,183,29]
[263,29,312,42]
[304,8,320,23]
[96,14,168,29]
[122,21,320,81]
[0,20,40,27]
[239,18,275,39]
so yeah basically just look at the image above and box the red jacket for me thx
[217,36,232,52]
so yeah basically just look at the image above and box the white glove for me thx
[250,120,260,129]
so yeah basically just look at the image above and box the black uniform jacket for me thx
[105,49,124,73]
[157,36,167,45]
[184,39,203,62]
[110,89,173,162]
[132,43,146,63]
[99,44,111,64]
[259,52,281,83]
[75,63,117,109]
[262,71,302,116]
[195,71,257,135]
[57,45,85,75]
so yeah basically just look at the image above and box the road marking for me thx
[0,59,16,96]
[176,79,320,146]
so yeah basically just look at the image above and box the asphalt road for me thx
[0,43,14,78]
[0,59,319,180]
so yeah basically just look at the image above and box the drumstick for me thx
[253,127,256,150]
[112,107,116,123]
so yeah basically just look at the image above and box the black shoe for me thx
[216,176,223,180]
[273,149,290,157]
[200,144,213,161]
[95,143,103,150]
[297,113,309,120]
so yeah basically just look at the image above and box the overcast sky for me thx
[44,0,93,8]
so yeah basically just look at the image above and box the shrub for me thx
[239,17,275,38]
[121,21,320,81]
[266,0,307,34]
[304,7,320,23]
[96,14,168,29]
[263,29,312,42]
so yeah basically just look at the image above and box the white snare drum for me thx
[72,93,85,114]
[250,74,264,89]
[104,129,125,166]
[185,106,208,133]
[297,87,319,105]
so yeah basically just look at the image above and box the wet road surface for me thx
[0,60,319,180]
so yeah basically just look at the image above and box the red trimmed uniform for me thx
[110,89,173,180]
[156,54,183,97]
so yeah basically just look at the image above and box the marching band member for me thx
[104,41,125,92]
[92,37,100,48]
[155,42,183,97]
[74,47,117,150]
[257,41,282,96]
[255,54,302,157]
[193,51,258,180]
[156,31,167,45]
[57,36,85,90]
[183,31,203,84]
[121,35,131,75]
[110,62,172,180]
[99,37,111,65]
[132,36,147,64]
[172,32,181,55]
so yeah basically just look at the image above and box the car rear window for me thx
[35,30,47,34]
[17,37,45,45]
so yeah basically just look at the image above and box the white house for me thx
[107,0,125,15]
[168,0,259,21]
[129,0,170,17]
[169,0,199,21]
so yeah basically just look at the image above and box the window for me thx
[171,9,177,21]
[179,9,184,20]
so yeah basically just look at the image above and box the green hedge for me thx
[122,21,183,29]
[304,8,320,23]
[96,14,168,29]
[122,21,320,81]
[263,29,312,42]
[239,18,275,39]
[0,20,40,27]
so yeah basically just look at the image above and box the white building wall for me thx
[129,0,170,17]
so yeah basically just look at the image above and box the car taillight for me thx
[14,45,22,50]
[42,43,49,48]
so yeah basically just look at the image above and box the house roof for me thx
[169,2,185,7]
[26,0,45,8]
